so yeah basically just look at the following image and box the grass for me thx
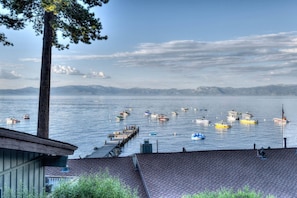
[183,186,275,198]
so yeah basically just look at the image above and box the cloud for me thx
[52,65,83,75]
[83,71,110,79]
[0,69,21,79]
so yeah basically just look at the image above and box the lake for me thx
[0,95,296,159]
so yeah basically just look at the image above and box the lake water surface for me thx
[1,95,296,159]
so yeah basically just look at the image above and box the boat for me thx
[23,114,30,119]
[227,114,238,122]
[240,118,258,125]
[120,110,130,117]
[273,118,289,124]
[115,115,124,121]
[242,112,253,120]
[227,110,240,121]
[273,105,289,124]
[215,121,231,129]
[195,117,211,125]
[158,114,169,122]
[144,110,151,116]
[150,113,159,119]
[149,132,157,136]
[171,111,178,116]
[181,107,189,112]
[191,133,205,140]
[6,118,20,124]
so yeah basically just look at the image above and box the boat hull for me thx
[240,119,258,124]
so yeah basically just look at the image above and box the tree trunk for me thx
[37,11,53,138]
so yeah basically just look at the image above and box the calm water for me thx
[0,95,296,159]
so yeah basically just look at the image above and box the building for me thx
[0,127,77,197]
[46,147,297,198]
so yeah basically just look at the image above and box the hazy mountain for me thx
[0,84,296,96]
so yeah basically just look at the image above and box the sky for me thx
[1,0,297,89]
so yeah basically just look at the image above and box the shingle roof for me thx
[46,148,297,198]
[136,148,297,198]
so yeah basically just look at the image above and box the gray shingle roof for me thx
[46,148,297,198]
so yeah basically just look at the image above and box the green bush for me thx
[183,186,275,198]
[49,172,139,198]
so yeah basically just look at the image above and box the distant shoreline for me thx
[0,84,297,96]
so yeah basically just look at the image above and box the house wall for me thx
[0,148,44,197]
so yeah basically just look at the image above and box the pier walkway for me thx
[86,125,139,158]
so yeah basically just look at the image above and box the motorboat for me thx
[23,114,30,119]
[195,117,211,125]
[215,121,231,129]
[227,114,238,122]
[115,115,124,122]
[227,110,240,120]
[171,111,178,116]
[6,118,20,124]
[158,114,169,122]
[181,107,189,112]
[120,111,130,117]
[191,133,205,140]
[242,112,253,120]
[150,113,159,119]
[144,110,151,116]
[240,119,258,125]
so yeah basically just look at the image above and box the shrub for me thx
[49,172,139,198]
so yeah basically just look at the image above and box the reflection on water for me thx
[0,95,296,159]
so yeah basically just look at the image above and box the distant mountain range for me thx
[0,84,297,96]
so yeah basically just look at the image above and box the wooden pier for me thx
[86,125,139,158]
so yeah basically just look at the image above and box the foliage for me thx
[49,172,139,198]
[183,186,275,198]
[0,0,108,49]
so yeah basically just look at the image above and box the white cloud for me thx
[83,71,110,79]
[0,69,21,79]
[52,65,83,75]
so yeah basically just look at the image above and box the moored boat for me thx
[23,114,30,119]
[273,105,289,124]
[227,110,240,120]
[144,110,151,116]
[195,117,211,125]
[240,119,258,125]
[191,133,205,140]
[6,118,20,124]
[158,114,169,122]
[215,121,231,129]
[181,107,189,112]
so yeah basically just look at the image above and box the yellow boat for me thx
[215,121,231,129]
[240,119,258,124]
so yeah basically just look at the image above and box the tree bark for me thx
[37,11,53,138]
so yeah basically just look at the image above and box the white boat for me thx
[181,107,189,112]
[242,112,253,120]
[6,118,20,124]
[227,110,240,120]
[191,133,205,140]
[273,105,289,124]
[195,117,211,125]
[150,113,159,119]
[23,114,30,119]
[171,111,178,116]
[227,114,238,122]
[120,111,130,117]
